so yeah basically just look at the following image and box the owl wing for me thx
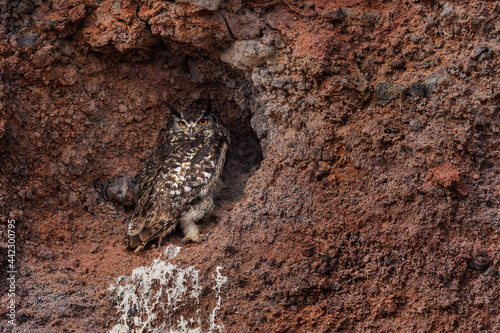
[126,138,172,236]
[125,133,226,249]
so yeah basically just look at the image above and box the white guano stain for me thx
[108,245,227,333]
[209,266,227,333]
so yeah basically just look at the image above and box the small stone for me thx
[32,45,59,68]
[390,58,405,69]
[268,64,285,74]
[322,174,338,187]
[423,72,451,96]
[421,184,445,197]
[251,69,273,86]
[440,2,454,17]
[221,40,275,70]
[403,82,427,97]
[8,210,24,221]
[38,251,55,261]
[111,1,122,14]
[60,67,78,86]
[270,78,291,89]
[310,147,323,161]
[72,259,81,268]
[118,104,128,113]
[318,263,333,275]
[424,164,468,196]
[322,7,344,22]
[16,34,39,47]
[315,169,329,181]
[468,256,491,272]
[322,150,333,161]
[68,191,80,205]
[16,0,35,15]
[471,47,489,60]
[106,175,139,207]
[16,310,29,324]
[410,118,425,132]
[176,0,223,10]
[45,18,66,29]
[409,34,421,43]
[18,190,26,199]
[262,31,285,49]
[375,82,403,105]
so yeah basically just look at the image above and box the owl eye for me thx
[198,118,208,125]
[178,121,186,126]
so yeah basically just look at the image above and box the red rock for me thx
[0,0,498,332]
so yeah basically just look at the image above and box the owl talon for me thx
[180,233,210,247]
[200,231,213,242]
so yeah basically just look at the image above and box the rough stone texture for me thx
[176,0,224,11]
[0,0,499,332]
[221,40,275,70]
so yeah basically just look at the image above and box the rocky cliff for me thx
[0,0,499,332]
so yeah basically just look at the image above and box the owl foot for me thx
[180,232,211,247]
[200,231,214,242]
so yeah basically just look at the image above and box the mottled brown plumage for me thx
[122,104,230,251]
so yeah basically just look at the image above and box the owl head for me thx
[167,102,217,139]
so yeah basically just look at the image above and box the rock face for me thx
[221,40,275,69]
[1,0,499,332]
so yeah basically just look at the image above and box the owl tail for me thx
[121,232,152,252]
[121,235,141,251]
[122,223,177,252]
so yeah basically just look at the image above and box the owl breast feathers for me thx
[122,106,230,252]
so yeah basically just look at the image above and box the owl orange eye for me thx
[178,121,186,126]
[198,118,208,125]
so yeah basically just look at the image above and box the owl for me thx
[122,103,230,252]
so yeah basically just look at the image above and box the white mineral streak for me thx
[208,266,227,333]
[108,245,227,333]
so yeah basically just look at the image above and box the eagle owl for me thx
[122,103,230,252]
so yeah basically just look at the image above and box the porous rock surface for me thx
[0,0,499,332]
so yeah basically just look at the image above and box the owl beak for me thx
[189,127,195,138]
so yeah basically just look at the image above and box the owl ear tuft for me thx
[166,102,181,118]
